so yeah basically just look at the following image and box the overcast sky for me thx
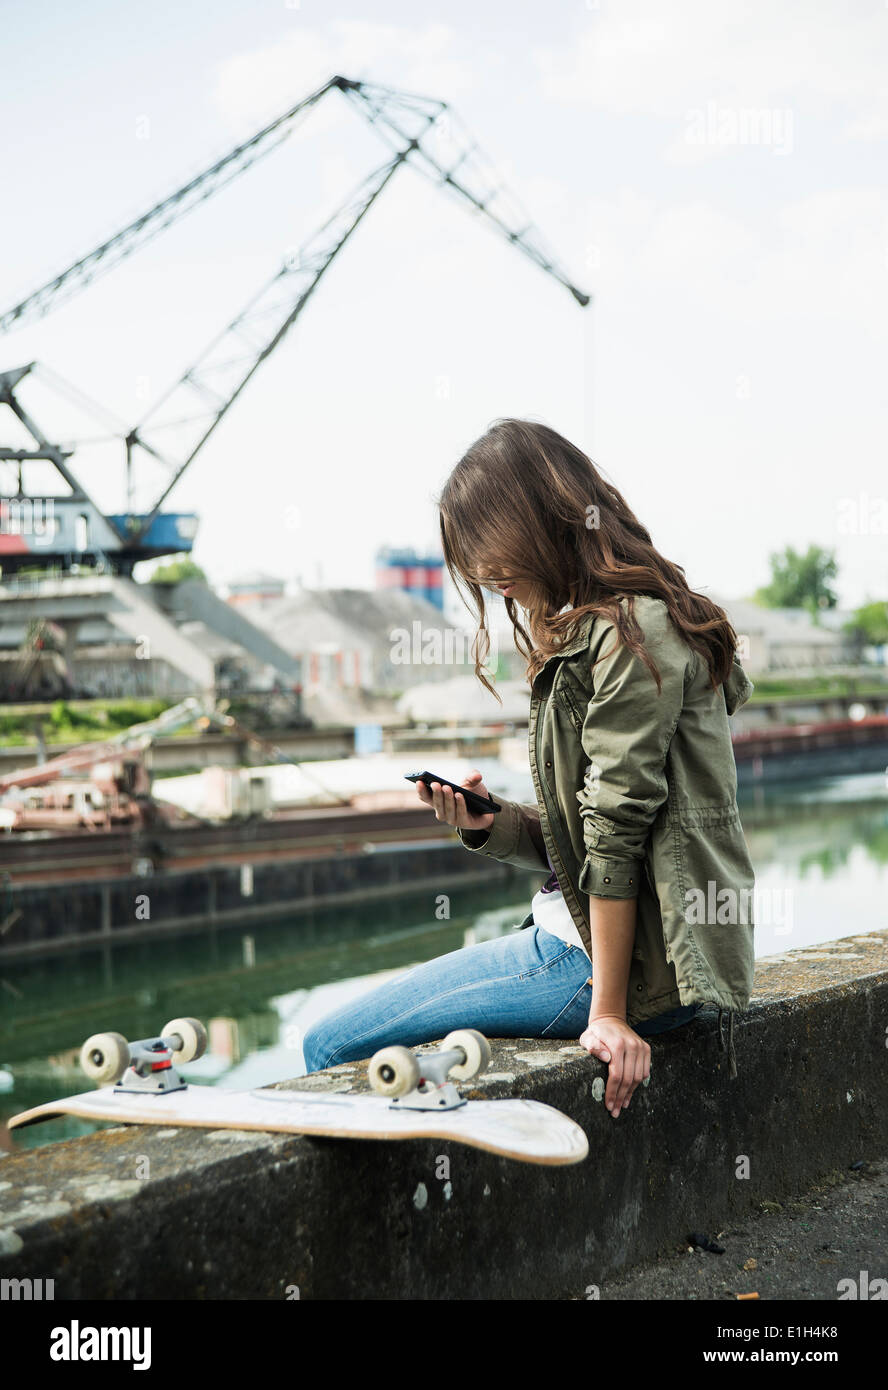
[2,0,886,611]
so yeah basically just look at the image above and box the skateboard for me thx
[8,1019,589,1166]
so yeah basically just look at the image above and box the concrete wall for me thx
[109,578,214,692]
[0,929,885,1299]
[150,580,302,682]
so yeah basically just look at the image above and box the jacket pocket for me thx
[673,807,756,931]
[553,670,586,732]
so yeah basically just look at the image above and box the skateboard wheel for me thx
[161,1017,208,1064]
[80,1032,130,1084]
[368,1046,420,1097]
[442,1029,491,1080]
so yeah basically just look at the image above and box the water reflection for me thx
[738,773,888,956]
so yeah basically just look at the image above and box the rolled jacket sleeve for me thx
[576,602,690,899]
[457,798,549,873]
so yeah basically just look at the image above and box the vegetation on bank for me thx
[745,673,888,700]
[146,558,209,586]
[0,699,193,747]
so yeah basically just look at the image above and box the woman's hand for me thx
[579,1013,651,1119]
[414,769,495,833]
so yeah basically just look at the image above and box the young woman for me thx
[302,419,756,1117]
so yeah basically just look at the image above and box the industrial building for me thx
[247,584,480,693]
[0,574,302,702]
[710,594,858,674]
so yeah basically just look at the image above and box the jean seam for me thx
[541,978,593,1037]
[323,969,524,1068]
[517,941,576,980]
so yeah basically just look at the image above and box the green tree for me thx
[754,544,838,614]
[843,600,888,650]
[149,556,208,586]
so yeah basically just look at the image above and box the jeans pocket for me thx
[517,938,577,980]
[541,977,594,1037]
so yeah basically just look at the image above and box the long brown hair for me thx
[437,418,739,700]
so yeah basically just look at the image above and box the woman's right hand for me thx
[414,769,495,833]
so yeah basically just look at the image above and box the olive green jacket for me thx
[458,596,755,1070]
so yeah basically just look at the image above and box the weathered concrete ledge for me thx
[1,929,886,1299]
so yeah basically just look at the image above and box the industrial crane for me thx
[0,76,590,576]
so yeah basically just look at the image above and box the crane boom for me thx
[1,76,588,338]
[0,77,339,334]
[122,81,589,533]
[0,76,590,569]
[339,80,589,307]
[125,148,414,538]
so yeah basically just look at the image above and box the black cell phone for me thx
[405,771,501,815]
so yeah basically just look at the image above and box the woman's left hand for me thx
[579,1014,651,1118]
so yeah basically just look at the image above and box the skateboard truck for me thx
[79,1018,208,1095]
[368,1029,492,1112]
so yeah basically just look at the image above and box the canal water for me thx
[2,770,885,1152]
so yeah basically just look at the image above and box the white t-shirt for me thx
[531,881,591,961]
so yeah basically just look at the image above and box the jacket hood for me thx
[723,656,753,715]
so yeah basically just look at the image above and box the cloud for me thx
[535,0,888,154]
[576,182,888,337]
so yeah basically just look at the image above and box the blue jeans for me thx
[301,924,703,1073]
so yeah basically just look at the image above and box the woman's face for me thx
[474,567,534,607]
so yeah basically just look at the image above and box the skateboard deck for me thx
[8,1085,589,1165]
